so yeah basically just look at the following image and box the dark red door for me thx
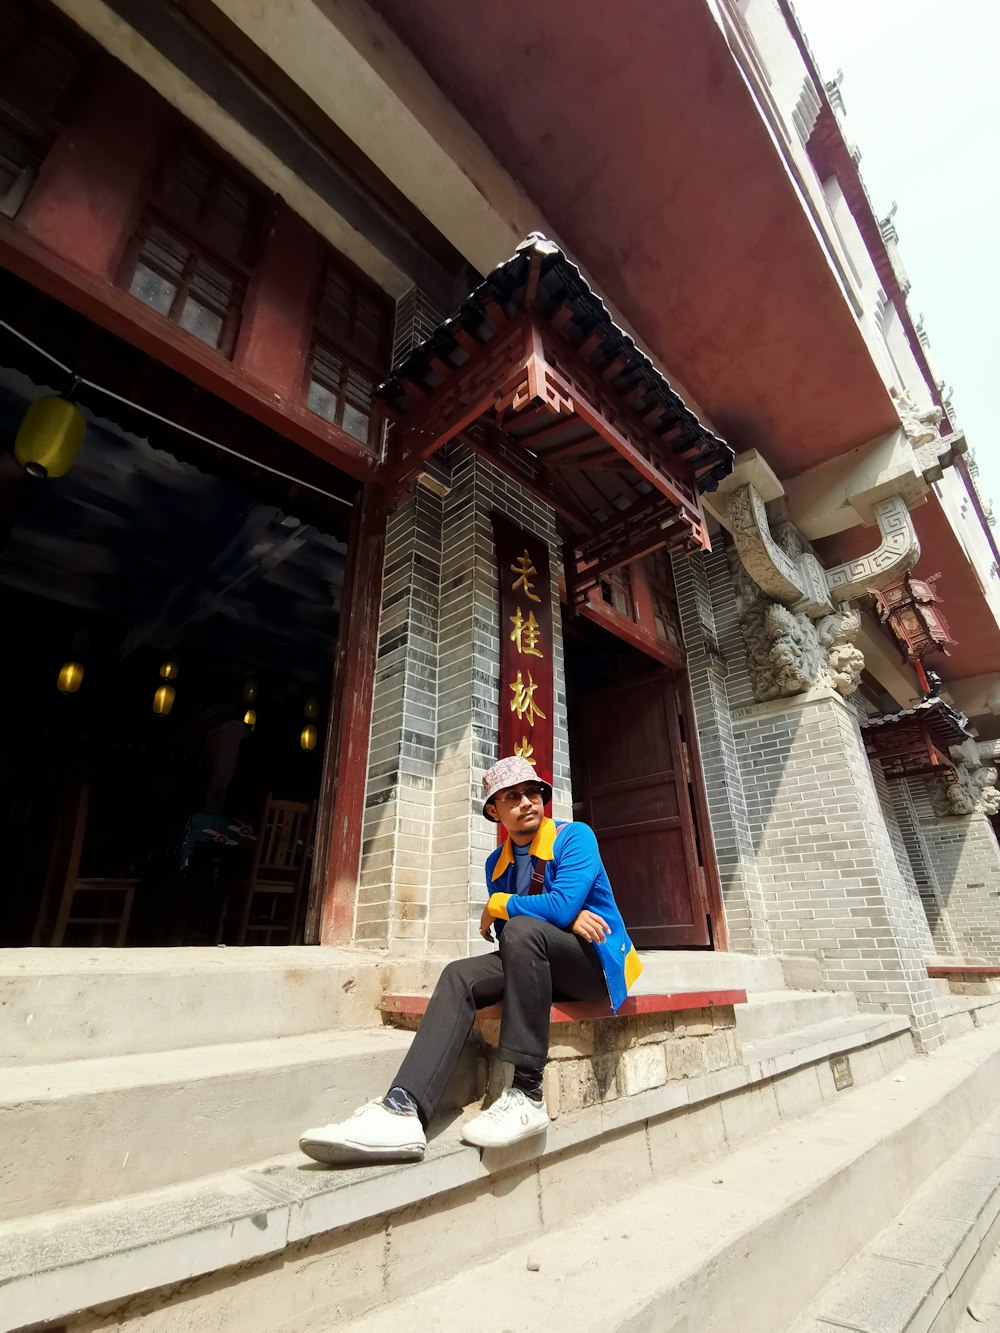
[579,670,711,947]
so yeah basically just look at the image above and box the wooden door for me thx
[579,670,712,947]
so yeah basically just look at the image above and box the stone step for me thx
[322,1027,1000,1333]
[0,947,441,1064]
[736,989,861,1044]
[634,949,788,994]
[0,1007,935,1331]
[790,1107,1000,1333]
[0,1026,444,1224]
[936,992,1000,1041]
[0,947,787,1067]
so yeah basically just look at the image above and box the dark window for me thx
[599,567,634,620]
[647,549,683,650]
[0,0,87,218]
[122,137,264,356]
[306,261,391,448]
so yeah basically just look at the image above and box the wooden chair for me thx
[33,784,137,947]
[236,794,315,945]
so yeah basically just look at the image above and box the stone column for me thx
[672,549,772,954]
[357,445,571,957]
[733,685,943,1049]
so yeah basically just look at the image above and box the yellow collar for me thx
[491,817,559,882]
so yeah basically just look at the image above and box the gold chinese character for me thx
[511,549,541,602]
[509,670,546,727]
[509,606,543,658]
[514,737,536,765]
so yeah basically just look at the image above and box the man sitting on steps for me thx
[299,755,642,1163]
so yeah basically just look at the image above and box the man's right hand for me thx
[571,909,609,944]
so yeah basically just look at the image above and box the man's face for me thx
[487,782,546,843]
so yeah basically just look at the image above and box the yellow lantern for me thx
[152,684,175,716]
[243,677,259,704]
[300,723,318,751]
[243,708,257,730]
[57,661,84,694]
[159,660,179,680]
[304,697,319,720]
[15,397,86,479]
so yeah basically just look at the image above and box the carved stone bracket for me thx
[932,738,1000,817]
[728,484,833,617]
[826,494,921,603]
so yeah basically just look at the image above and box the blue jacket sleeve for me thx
[503,823,600,929]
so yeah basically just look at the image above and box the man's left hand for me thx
[479,903,495,941]
[571,909,610,943]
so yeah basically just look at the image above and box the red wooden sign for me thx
[491,513,554,789]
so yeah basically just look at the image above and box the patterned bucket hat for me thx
[481,755,552,821]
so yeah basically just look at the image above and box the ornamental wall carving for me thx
[931,738,1000,818]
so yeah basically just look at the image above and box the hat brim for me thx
[482,780,553,821]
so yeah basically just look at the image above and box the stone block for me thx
[542,1064,561,1120]
[701,1032,735,1073]
[719,1081,779,1146]
[647,1099,727,1178]
[491,1161,541,1245]
[547,1024,594,1059]
[808,1253,947,1333]
[878,1035,911,1075]
[539,1126,653,1229]
[773,1067,824,1121]
[556,1060,602,1114]
[385,1181,495,1301]
[849,1044,887,1088]
[711,1004,738,1031]
[666,1037,706,1081]
[673,1007,714,1037]
[619,1043,667,1096]
[634,1012,674,1044]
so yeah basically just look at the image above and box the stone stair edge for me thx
[0,1008,934,1330]
[790,1109,1000,1333]
[334,1028,1000,1333]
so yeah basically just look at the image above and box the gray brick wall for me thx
[905,777,1000,963]
[672,548,771,953]
[357,443,571,956]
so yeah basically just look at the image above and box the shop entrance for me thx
[564,618,716,948]
[0,283,357,948]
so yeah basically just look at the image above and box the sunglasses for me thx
[495,784,545,806]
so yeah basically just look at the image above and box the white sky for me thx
[790,0,1000,508]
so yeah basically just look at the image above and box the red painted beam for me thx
[381,988,747,1023]
[311,484,387,944]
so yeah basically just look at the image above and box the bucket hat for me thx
[481,755,552,821]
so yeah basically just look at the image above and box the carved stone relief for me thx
[729,549,865,702]
[932,738,1000,817]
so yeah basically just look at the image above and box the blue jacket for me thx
[485,817,642,1013]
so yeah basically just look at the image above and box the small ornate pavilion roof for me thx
[376,234,733,599]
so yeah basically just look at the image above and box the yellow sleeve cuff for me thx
[488,892,512,920]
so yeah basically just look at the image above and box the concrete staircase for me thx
[2,947,997,1332]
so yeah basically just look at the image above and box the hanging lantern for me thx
[14,397,86,479]
[56,661,84,694]
[243,707,257,731]
[159,659,179,681]
[874,572,958,695]
[300,722,318,751]
[304,696,319,720]
[152,684,175,716]
[243,677,259,704]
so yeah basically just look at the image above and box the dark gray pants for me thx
[393,915,608,1124]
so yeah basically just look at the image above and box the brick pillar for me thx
[357,445,572,957]
[901,777,1000,964]
[672,549,772,954]
[889,780,962,957]
[735,686,943,1050]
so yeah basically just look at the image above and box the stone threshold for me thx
[0,1011,913,1330]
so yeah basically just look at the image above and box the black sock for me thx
[382,1085,421,1118]
[512,1064,544,1102]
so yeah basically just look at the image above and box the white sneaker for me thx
[461,1087,549,1149]
[299,1100,426,1165]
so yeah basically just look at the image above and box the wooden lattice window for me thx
[122,137,264,356]
[647,549,683,651]
[0,0,87,218]
[598,567,635,620]
[306,261,391,447]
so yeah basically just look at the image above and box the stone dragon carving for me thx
[932,738,1000,818]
